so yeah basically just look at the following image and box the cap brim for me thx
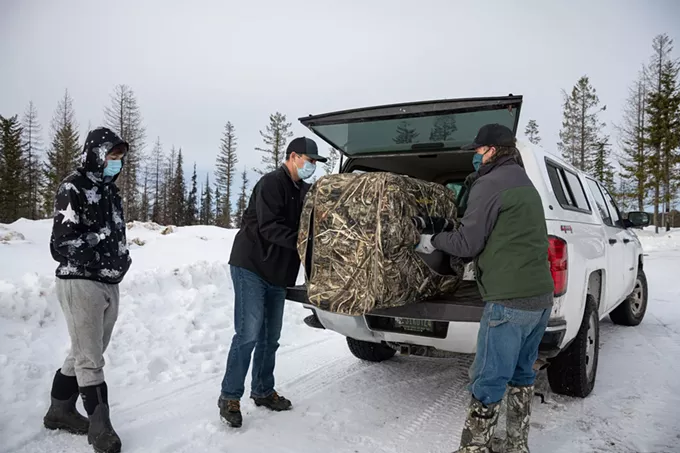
[461,142,480,150]
[307,154,328,163]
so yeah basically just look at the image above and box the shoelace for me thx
[227,400,240,412]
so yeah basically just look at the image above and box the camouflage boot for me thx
[218,396,242,428]
[454,397,501,453]
[503,384,534,453]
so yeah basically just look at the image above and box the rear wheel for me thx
[346,337,396,362]
[547,296,599,398]
[609,269,648,326]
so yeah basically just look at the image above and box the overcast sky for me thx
[2,0,679,188]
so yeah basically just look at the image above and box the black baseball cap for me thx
[286,137,327,163]
[462,124,516,150]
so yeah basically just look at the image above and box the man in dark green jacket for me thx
[416,124,554,453]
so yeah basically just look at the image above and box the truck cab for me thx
[286,95,650,398]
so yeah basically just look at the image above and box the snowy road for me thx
[1,222,679,453]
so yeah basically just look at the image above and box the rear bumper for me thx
[287,287,568,356]
[540,320,567,358]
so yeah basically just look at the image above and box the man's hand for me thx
[415,234,436,254]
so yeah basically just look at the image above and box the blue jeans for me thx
[469,302,551,406]
[221,266,286,399]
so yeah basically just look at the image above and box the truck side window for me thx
[546,162,590,212]
[600,185,624,228]
[586,179,613,226]
[562,171,591,211]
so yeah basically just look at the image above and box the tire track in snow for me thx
[388,355,472,453]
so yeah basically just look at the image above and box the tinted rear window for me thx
[310,108,517,156]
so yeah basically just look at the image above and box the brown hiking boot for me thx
[251,391,292,412]
[218,396,242,428]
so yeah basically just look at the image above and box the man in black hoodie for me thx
[43,127,131,453]
[218,137,326,428]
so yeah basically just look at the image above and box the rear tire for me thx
[609,269,648,326]
[346,337,396,362]
[547,296,599,398]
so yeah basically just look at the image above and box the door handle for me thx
[608,239,618,245]
[623,238,631,244]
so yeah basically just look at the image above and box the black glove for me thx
[412,216,456,234]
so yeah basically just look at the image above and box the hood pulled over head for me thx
[80,127,129,183]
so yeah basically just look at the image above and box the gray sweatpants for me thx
[56,279,119,387]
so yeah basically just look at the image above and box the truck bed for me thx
[286,280,484,323]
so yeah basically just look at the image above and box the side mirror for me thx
[626,211,651,228]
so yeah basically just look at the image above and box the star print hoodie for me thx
[49,127,132,284]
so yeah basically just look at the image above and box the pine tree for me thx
[616,176,637,214]
[591,138,615,191]
[429,116,457,141]
[205,183,214,225]
[646,55,680,232]
[104,84,146,221]
[185,163,199,225]
[323,148,340,175]
[0,115,26,223]
[557,76,607,172]
[215,121,238,227]
[524,120,541,145]
[140,171,150,222]
[255,112,293,175]
[162,146,177,225]
[233,168,250,228]
[22,101,44,219]
[214,185,221,225]
[169,148,186,225]
[200,174,214,225]
[43,89,80,215]
[617,72,651,211]
[645,34,680,232]
[150,137,164,224]
[394,121,420,144]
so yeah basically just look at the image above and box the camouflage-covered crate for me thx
[297,172,464,316]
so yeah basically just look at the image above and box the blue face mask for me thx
[104,160,122,177]
[297,159,316,180]
[472,153,484,172]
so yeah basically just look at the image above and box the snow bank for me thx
[635,227,680,252]
[0,224,26,242]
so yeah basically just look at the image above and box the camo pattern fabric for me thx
[297,172,463,316]
[455,397,501,453]
[503,384,533,453]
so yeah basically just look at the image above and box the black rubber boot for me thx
[251,391,292,411]
[218,396,243,428]
[80,383,121,453]
[43,369,89,435]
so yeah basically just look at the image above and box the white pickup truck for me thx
[286,95,651,398]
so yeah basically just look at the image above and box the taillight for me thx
[548,236,568,297]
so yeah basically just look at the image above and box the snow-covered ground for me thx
[1,220,679,453]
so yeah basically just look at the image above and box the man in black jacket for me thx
[44,127,131,453]
[218,137,326,428]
